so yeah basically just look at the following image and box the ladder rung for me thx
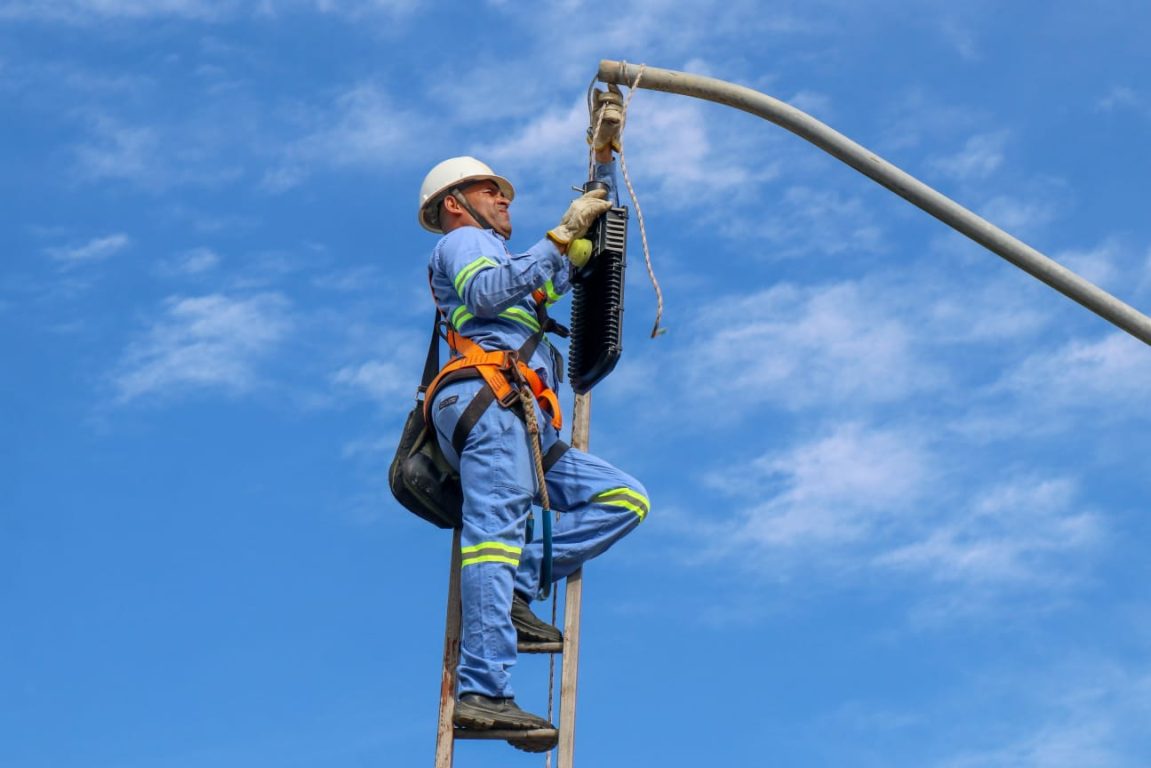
[517,640,563,654]
[454,727,558,742]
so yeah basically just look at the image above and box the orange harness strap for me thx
[423,330,562,431]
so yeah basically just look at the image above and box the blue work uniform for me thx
[428,162,650,700]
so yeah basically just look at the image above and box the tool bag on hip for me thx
[389,315,463,529]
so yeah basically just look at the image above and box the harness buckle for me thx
[496,350,524,408]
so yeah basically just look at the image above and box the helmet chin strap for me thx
[450,188,507,237]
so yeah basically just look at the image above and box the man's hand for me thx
[587,84,624,153]
[548,188,611,250]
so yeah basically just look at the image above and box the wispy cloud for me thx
[939,15,981,61]
[295,0,422,18]
[708,421,932,551]
[113,292,292,402]
[995,332,1151,416]
[939,661,1151,768]
[72,115,158,183]
[331,359,410,405]
[877,476,1102,588]
[264,83,427,191]
[687,419,1105,621]
[71,113,242,189]
[1095,85,1150,122]
[626,95,781,211]
[679,281,942,413]
[46,233,131,267]
[474,99,588,180]
[755,185,886,258]
[1,0,424,24]
[0,0,236,22]
[156,247,222,277]
[929,131,1009,181]
[977,193,1061,241]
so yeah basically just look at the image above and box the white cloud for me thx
[681,281,941,412]
[177,247,221,274]
[877,88,987,154]
[155,247,221,278]
[264,83,425,191]
[626,95,778,209]
[477,83,782,219]
[1053,239,1139,296]
[1095,85,1146,116]
[976,194,1058,240]
[877,477,1102,587]
[332,359,409,404]
[940,16,981,61]
[72,113,242,189]
[929,131,1008,181]
[0,0,236,22]
[302,0,421,17]
[940,662,1151,768]
[73,116,158,183]
[788,89,834,119]
[710,422,931,551]
[46,233,131,266]
[2,0,424,22]
[754,185,885,258]
[687,420,1107,619]
[996,333,1151,414]
[113,293,292,402]
[475,99,588,179]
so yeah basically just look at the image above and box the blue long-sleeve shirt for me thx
[428,161,618,389]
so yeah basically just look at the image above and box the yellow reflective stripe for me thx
[462,554,520,567]
[454,257,497,295]
[500,306,540,332]
[606,499,648,520]
[541,279,561,306]
[593,488,650,520]
[460,541,522,567]
[461,541,522,555]
[451,304,475,329]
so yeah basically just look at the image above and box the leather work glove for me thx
[547,188,611,248]
[587,83,624,152]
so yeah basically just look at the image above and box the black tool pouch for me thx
[388,315,463,529]
[389,404,462,529]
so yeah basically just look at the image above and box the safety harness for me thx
[424,279,570,599]
[423,329,562,446]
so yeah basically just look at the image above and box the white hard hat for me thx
[417,156,515,233]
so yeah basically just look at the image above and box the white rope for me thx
[587,62,665,337]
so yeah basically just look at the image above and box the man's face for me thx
[461,179,512,238]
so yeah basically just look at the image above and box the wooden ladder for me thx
[433,394,594,767]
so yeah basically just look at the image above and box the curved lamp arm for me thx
[598,59,1151,347]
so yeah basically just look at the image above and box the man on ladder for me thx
[416,85,650,752]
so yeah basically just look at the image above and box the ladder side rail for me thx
[434,528,464,768]
[556,391,593,768]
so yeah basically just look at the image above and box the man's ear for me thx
[438,194,459,227]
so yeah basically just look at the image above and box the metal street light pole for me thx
[598,60,1151,348]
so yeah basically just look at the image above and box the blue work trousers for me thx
[430,378,648,699]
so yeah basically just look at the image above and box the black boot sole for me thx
[453,701,551,731]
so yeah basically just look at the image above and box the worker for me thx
[417,86,650,751]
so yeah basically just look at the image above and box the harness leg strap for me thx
[541,439,570,473]
[451,385,496,457]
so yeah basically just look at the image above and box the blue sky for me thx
[4,1,1151,766]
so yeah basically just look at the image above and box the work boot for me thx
[511,593,563,644]
[453,693,553,731]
